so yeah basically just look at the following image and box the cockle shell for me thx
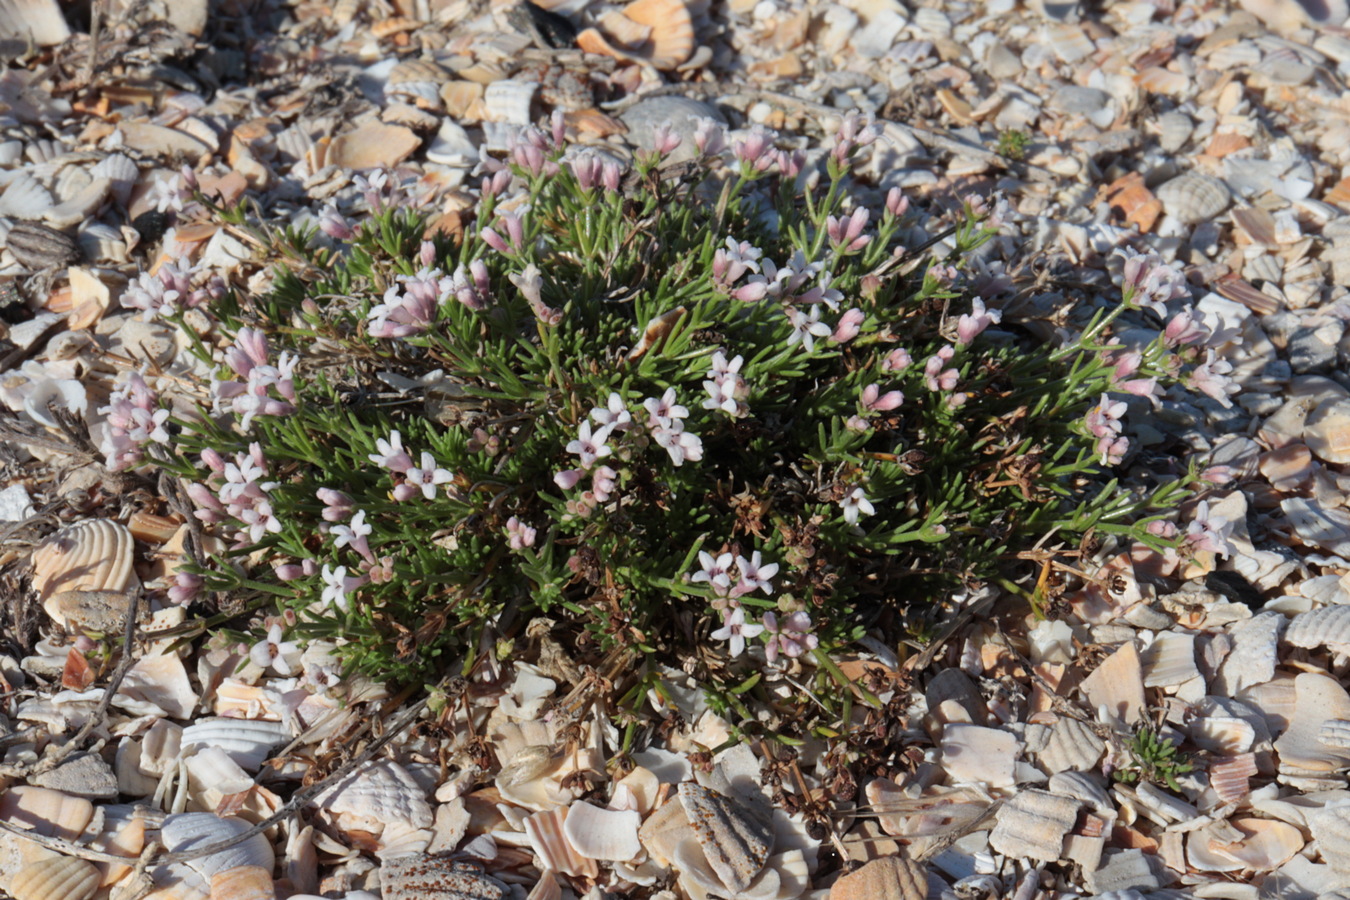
[1036,716,1104,774]
[180,718,288,771]
[0,171,54,219]
[578,0,694,70]
[483,80,538,126]
[31,520,137,616]
[1156,111,1193,153]
[677,782,773,892]
[44,177,111,230]
[563,801,641,861]
[828,856,932,900]
[160,813,275,880]
[10,856,99,900]
[1155,172,1231,224]
[1209,754,1258,803]
[1141,632,1200,687]
[309,759,434,852]
[380,856,508,900]
[210,865,276,900]
[1307,805,1350,871]
[1285,605,1350,652]
[989,789,1079,862]
[385,59,449,110]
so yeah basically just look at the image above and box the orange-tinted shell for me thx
[211,865,277,900]
[11,856,100,900]
[578,0,694,70]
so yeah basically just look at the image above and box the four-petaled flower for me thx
[841,487,875,525]
[691,550,735,596]
[249,623,300,676]
[398,452,455,501]
[785,306,831,353]
[567,421,614,469]
[733,551,778,597]
[710,608,765,658]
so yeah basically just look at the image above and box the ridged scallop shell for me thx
[0,786,95,840]
[0,171,54,219]
[45,176,111,230]
[1155,111,1193,153]
[483,80,537,125]
[180,718,288,771]
[385,59,449,110]
[989,789,1079,862]
[90,153,140,205]
[1308,806,1350,871]
[1037,716,1104,774]
[524,806,597,877]
[1047,770,1113,812]
[1155,172,1231,224]
[310,759,434,837]
[1214,611,1282,696]
[1141,632,1199,687]
[1243,252,1283,284]
[10,856,100,900]
[210,865,276,900]
[563,801,641,861]
[1285,604,1350,650]
[31,519,136,607]
[677,782,772,893]
[1190,715,1257,754]
[828,856,931,900]
[161,813,276,879]
[380,856,509,900]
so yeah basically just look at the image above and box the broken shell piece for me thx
[1187,818,1303,871]
[327,122,421,171]
[1273,673,1350,782]
[1285,605,1350,653]
[678,782,773,893]
[1308,805,1350,872]
[524,806,597,879]
[1141,632,1199,687]
[1155,171,1231,224]
[1214,612,1283,697]
[380,856,508,900]
[180,718,288,771]
[592,0,694,70]
[938,723,1018,787]
[160,813,275,880]
[310,759,434,856]
[828,856,934,900]
[1079,640,1146,725]
[1037,716,1104,774]
[210,865,275,900]
[0,786,95,840]
[989,789,1079,862]
[10,856,100,900]
[1209,754,1258,804]
[1305,398,1350,465]
[563,802,641,861]
[385,59,450,110]
[483,80,538,126]
[31,520,138,618]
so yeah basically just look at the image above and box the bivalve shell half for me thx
[563,801,641,861]
[1285,605,1350,652]
[209,865,275,900]
[678,782,773,893]
[0,786,95,840]
[1156,171,1231,224]
[828,856,933,900]
[1304,397,1350,464]
[523,806,597,878]
[616,0,695,70]
[31,519,137,607]
[180,718,288,771]
[160,813,275,879]
[309,759,434,845]
[380,856,508,900]
[10,856,99,900]
[385,59,449,110]
[989,789,1079,862]
[1037,716,1104,774]
[483,80,538,126]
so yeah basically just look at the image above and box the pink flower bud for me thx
[831,308,864,343]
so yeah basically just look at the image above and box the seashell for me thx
[1084,848,1171,894]
[1190,715,1256,755]
[371,16,422,38]
[44,177,111,230]
[597,9,652,45]
[523,806,597,878]
[10,856,100,900]
[1037,716,1104,774]
[327,122,421,171]
[1141,632,1199,687]
[439,81,484,120]
[677,781,773,892]
[1042,21,1094,62]
[615,0,695,70]
[1155,171,1231,224]
[563,801,641,861]
[0,786,95,840]
[1187,817,1303,872]
[989,789,1079,862]
[1209,754,1258,803]
[1232,206,1277,245]
[483,80,538,126]
[1259,444,1313,491]
[77,223,129,264]
[828,854,932,900]
[1155,111,1193,153]
[119,123,212,163]
[0,171,54,219]
[180,718,288,770]
[1282,496,1350,557]
[90,153,140,206]
[911,5,951,36]
[1102,172,1162,233]
[380,855,509,900]
[382,103,440,130]
[1303,398,1350,465]
[425,120,478,167]
[210,865,276,900]
[1285,605,1350,651]
[310,759,434,849]
[1273,673,1350,780]
[31,519,136,617]
[1243,252,1282,284]
[1308,805,1350,871]
[1079,640,1145,726]
[0,0,71,45]
[1047,770,1113,812]
[386,59,449,110]
[938,723,1018,787]
[161,813,275,879]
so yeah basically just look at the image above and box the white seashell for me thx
[90,153,139,205]
[380,855,508,900]
[1047,770,1112,812]
[1243,252,1283,284]
[1273,673,1350,781]
[1187,817,1303,872]
[1307,805,1350,872]
[425,121,478,168]
[524,806,597,877]
[31,519,136,612]
[1156,111,1193,153]
[160,813,275,879]
[22,378,87,430]
[385,59,449,110]
[910,6,950,36]
[1141,632,1199,687]
[1214,611,1282,697]
[1189,715,1257,755]
[989,789,1079,861]
[678,781,773,893]
[1037,717,1104,774]
[1285,605,1350,651]
[1132,781,1198,824]
[0,171,54,219]
[180,718,288,771]
[1156,172,1231,224]
[45,177,111,230]
[1079,640,1145,726]
[563,801,641,861]
[1083,848,1171,894]
[0,0,69,45]
[310,759,434,846]
[938,723,1018,787]
[77,222,128,263]
[184,746,254,806]
[1281,496,1350,558]
[483,80,538,126]
[116,653,198,719]
[1303,398,1350,465]
[10,856,100,900]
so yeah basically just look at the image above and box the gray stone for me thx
[1048,85,1111,117]
[620,97,726,166]
[31,752,119,800]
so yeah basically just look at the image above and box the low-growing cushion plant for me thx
[118,111,1230,739]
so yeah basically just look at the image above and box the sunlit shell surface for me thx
[1155,171,1232,224]
[160,813,275,879]
[989,789,1078,861]
[524,806,597,878]
[677,782,772,892]
[1285,605,1350,651]
[10,856,99,900]
[180,718,289,771]
[380,856,508,900]
[939,723,1018,787]
[482,80,538,126]
[563,801,641,861]
[1273,673,1350,780]
[0,786,95,840]
[828,856,932,900]
[1037,716,1104,774]
[31,519,136,606]
[1187,818,1304,871]
[209,865,276,900]
[385,59,449,109]
[310,759,434,837]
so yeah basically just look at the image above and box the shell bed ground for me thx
[6,0,1350,898]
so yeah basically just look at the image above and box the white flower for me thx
[331,509,371,550]
[841,487,875,525]
[691,550,734,595]
[733,551,779,597]
[321,564,351,613]
[785,306,831,353]
[643,388,689,426]
[591,392,632,430]
[249,623,300,676]
[404,452,455,500]
[567,421,614,469]
[709,608,765,658]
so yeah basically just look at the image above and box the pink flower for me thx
[709,608,765,658]
[732,551,778,597]
[650,121,682,157]
[592,465,617,502]
[885,188,909,218]
[368,431,414,473]
[1163,306,1208,347]
[506,516,537,550]
[861,383,904,412]
[956,297,1002,345]
[884,348,912,371]
[1187,349,1239,408]
[693,117,726,156]
[762,611,818,663]
[923,346,959,391]
[826,207,871,253]
[554,468,584,490]
[732,126,777,172]
[1185,500,1235,557]
[691,550,734,596]
[832,308,864,344]
[398,452,454,500]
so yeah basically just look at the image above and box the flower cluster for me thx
[186,443,282,546]
[99,371,170,471]
[1085,394,1130,466]
[702,351,749,418]
[367,430,456,502]
[122,260,219,321]
[1118,251,1190,317]
[212,327,297,430]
